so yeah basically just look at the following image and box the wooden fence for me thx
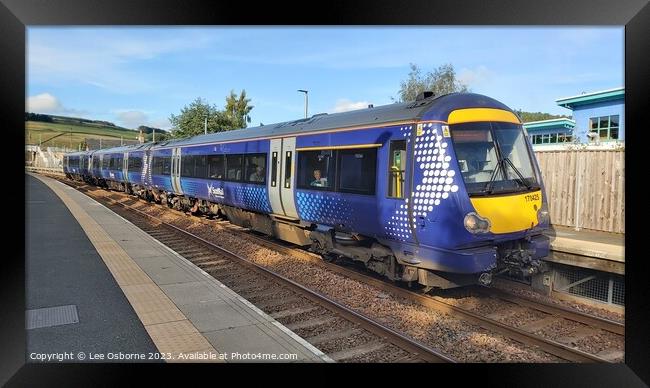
[534,149,624,234]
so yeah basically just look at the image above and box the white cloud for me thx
[149,118,172,130]
[332,99,372,113]
[115,110,148,128]
[27,93,63,113]
[458,66,493,87]
[28,29,216,94]
[114,109,171,130]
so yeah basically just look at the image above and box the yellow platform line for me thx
[32,174,222,363]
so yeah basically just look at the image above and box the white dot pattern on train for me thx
[385,123,458,242]
[296,192,354,227]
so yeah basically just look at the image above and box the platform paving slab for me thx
[546,225,624,262]
[29,173,332,363]
[26,174,159,362]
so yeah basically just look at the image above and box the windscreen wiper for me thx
[502,157,532,190]
[482,159,502,194]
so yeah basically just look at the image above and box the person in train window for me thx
[249,165,265,182]
[310,169,328,187]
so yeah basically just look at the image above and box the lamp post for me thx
[204,115,208,135]
[297,89,308,118]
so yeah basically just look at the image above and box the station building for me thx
[524,87,624,149]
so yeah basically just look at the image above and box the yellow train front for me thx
[368,92,551,290]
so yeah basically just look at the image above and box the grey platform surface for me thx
[33,174,330,362]
[546,225,624,263]
[26,174,159,362]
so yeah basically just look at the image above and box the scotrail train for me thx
[64,92,551,290]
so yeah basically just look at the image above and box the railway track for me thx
[54,175,623,363]
[254,238,624,363]
[239,234,624,362]
[57,178,454,363]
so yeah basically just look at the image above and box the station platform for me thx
[26,173,331,363]
[544,225,625,275]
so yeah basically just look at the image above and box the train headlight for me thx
[537,203,550,225]
[464,212,491,234]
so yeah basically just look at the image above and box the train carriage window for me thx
[337,148,377,195]
[208,155,225,179]
[194,155,207,178]
[244,153,266,184]
[162,156,172,175]
[297,150,335,190]
[152,155,171,175]
[128,156,142,170]
[225,154,243,181]
[181,155,195,177]
[388,140,406,198]
[102,155,110,169]
[152,156,162,175]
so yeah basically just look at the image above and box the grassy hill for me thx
[25,115,160,150]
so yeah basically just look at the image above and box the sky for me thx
[27,27,624,130]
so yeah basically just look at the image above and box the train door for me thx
[171,147,183,194]
[123,152,129,182]
[279,137,299,218]
[268,139,284,215]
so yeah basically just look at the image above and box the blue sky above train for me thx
[27,27,623,131]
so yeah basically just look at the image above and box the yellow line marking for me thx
[31,174,222,363]
[296,143,382,151]
[152,120,448,150]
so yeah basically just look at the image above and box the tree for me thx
[224,90,253,130]
[396,63,469,102]
[137,125,163,135]
[513,110,571,123]
[169,98,221,138]
[168,91,254,139]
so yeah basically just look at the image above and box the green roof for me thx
[556,87,624,110]
[523,118,575,131]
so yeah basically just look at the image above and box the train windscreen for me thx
[450,121,539,196]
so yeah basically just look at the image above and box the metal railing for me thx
[25,166,65,176]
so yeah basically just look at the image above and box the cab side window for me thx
[388,140,406,198]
